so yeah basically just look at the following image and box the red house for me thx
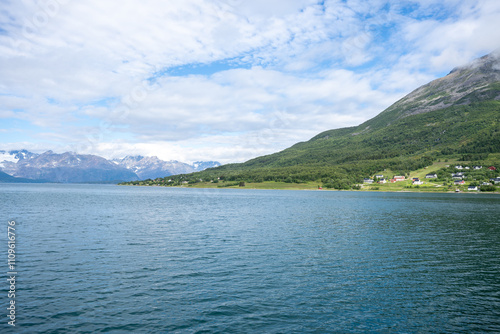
[489,166,497,171]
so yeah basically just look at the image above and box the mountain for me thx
[243,52,500,168]
[0,170,17,182]
[148,51,500,188]
[354,52,500,130]
[0,150,221,183]
[113,156,221,180]
[0,150,39,176]
[0,150,139,183]
[0,169,46,183]
[0,149,37,174]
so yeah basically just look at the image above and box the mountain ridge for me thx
[0,150,220,183]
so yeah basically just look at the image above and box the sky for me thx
[1,0,500,164]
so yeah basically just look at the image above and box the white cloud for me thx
[398,0,500,72]
[1,0,500,163]
[81,66,400,142]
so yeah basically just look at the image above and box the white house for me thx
[426,173,437,179]
[468,186,478,191]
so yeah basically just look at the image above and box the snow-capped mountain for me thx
[0,150,138,183]
[0,149,38,172]
[0,150,221,183]
[114,156,221,180]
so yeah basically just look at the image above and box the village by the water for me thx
[364,164,500,192]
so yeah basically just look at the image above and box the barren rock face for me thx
[385,52,500,120]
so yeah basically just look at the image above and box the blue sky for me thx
[1,0,499,163]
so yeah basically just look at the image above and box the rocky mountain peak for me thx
[378,51,500,122]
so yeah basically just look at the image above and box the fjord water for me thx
[2,184,500,333]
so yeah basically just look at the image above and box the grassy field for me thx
[163,180,496,193]
[185,181,321,190]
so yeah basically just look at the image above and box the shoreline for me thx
[118,183,500,194]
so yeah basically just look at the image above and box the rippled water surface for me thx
[2,184,500,333]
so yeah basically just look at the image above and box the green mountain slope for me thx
[242,52,500,168]
[123,52,500,188]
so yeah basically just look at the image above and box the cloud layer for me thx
[1,0,500,163]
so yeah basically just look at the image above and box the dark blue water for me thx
[1,184,500,333]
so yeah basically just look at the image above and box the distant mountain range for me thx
[0,150,220,183]
[112,156,220,180]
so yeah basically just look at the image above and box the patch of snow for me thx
[0,152,19,164]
